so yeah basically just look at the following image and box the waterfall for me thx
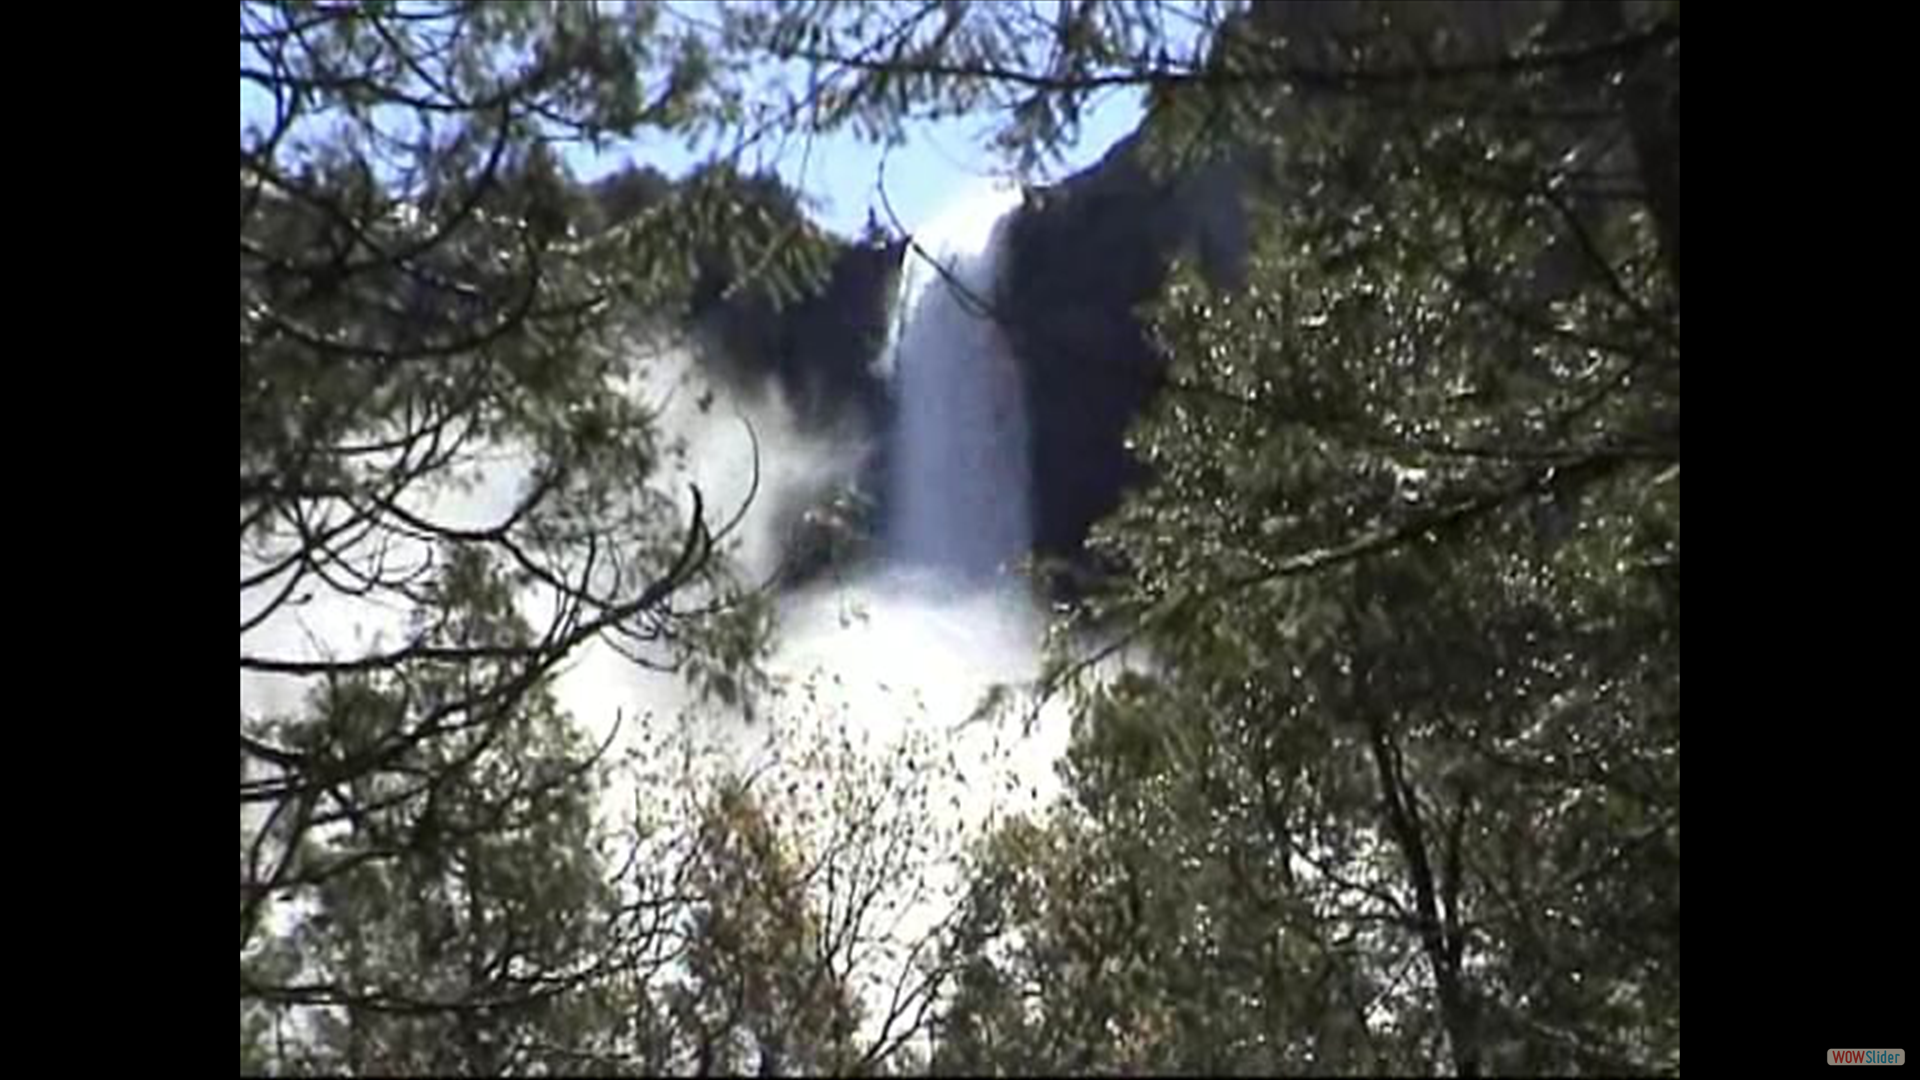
[574,183,1067,1050]
[882,183,1032,583]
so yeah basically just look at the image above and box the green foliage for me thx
[665,778,869,1075]
[240,3,837,1071]
[717,0,1224,172]
[240,549,630,1074]
[243,2,1678,1073]
[942,3,1679,1075]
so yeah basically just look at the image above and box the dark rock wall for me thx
[671,135,1247,588]
[999,137,1182,567]
[693,238,905,435]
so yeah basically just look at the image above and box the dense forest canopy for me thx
[241,2,1677,1074]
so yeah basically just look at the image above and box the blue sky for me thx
[241,76,1142,240]
[241,2,1162,240]
[560,91,1146,238]
[561,0,1159,237]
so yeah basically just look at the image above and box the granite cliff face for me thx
[692,235,906,435]
[654,131,1253,590]
[999,134,1255,572]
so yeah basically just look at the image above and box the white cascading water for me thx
[883,182,1033,582]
